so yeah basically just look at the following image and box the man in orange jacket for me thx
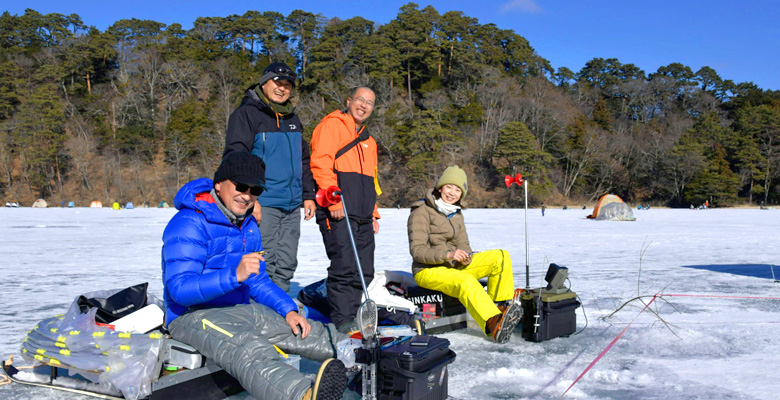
[310,87,381,333]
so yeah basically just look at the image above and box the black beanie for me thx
[213,152,266,189]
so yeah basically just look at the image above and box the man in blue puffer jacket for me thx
[162,152,347,400]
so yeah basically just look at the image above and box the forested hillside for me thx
[2,4,779,207]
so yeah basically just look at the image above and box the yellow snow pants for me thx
[413,249,515,335]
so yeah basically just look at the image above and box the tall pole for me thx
[335,191,370,298]
[524,179,530,290]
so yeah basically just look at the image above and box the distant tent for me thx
[67,201,75,208]
[158,201,170,208]
[125,202,134,209]
[32,198,48,208]
[112,202,121,210]
[587,194,636,221]
[90,201,103,208]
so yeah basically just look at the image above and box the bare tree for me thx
[560,124,608,197]
[165,131,189,189]
[295,90,326,131]
[475,70,520,160]
[136,49,164,121]
[129,155,150,203]
[63,128,96,192]
[101,149,122,202]
[214,58,240,130]
[160,60,201,131]
[421,88,450,125]
[518,75,573,151]
[194,128,224,178]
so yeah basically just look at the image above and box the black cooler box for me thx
[520,290,580,342]
[377,335,456,400]
[405,286,468,334]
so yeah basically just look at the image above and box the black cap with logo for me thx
[258,62,296,88]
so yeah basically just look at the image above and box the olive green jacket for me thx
[407,189,472,275]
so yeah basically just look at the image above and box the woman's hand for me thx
[446,249,471,264]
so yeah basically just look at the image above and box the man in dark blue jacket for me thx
[162,152,347,400]
[223,62,315,293]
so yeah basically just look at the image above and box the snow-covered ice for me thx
[1,206,778,399]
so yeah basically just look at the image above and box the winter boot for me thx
[303,358,348,400]
[491,296,523,344]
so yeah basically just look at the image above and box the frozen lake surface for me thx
[1,206,778,399]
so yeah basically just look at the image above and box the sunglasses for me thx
[231,181,263,196]
[269,65,296,80]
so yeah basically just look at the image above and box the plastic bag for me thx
[335,338,362,368]
[22,284,167,400]
[100,335,164,400]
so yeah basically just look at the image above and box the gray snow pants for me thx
[260,206,301,292]
[168,303,345,400]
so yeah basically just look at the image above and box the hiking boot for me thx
[492,300,523,344]
[306,358,348,400]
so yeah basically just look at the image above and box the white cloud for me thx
[501,0,543,13]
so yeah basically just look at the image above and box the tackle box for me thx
[520,290,580,342]
[377,335,456,400]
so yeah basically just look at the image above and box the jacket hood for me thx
[241,85,270,112]
[321,110,357,132]
[173,178,232,225]
[411,189,437,212]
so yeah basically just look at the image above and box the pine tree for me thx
[15,83,67,196]
[684,144,741,206]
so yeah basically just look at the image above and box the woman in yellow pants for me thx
[407,166,522,343]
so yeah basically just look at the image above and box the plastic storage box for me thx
[377,335,456,400]
[520,291,580,342]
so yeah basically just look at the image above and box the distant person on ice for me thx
[541,202,546,216]
[161,152,347,400]
[407,166,522,343]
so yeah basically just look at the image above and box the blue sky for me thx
[6,0,779,90]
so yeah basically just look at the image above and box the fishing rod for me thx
[316,185,378,400]
[505,173,530,289]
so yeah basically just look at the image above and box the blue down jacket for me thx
[162,178,297,325]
